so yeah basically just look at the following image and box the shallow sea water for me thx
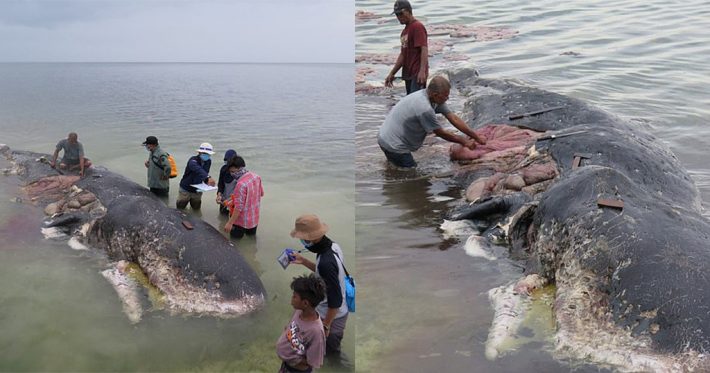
[356,0,710,371]
[0,62,354,372]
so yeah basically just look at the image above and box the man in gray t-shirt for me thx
[377,75,486,168]
[50,132,92,177]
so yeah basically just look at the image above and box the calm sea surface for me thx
[356,0,710,372]
[0,63,354,372]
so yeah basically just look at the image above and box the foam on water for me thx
[439,218,478,239]
[67,236,89,251]
[40,227,67,239]
[463,235,498,261]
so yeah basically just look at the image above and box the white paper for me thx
[190,183,217,192]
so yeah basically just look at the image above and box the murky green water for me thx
[0,63,354,372]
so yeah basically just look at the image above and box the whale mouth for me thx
[151,261,265,316]
[101,259,266,324]
[547,239,709,372]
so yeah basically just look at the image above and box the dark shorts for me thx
[405,79,425,95]
[379,144,417,168]
[279,362,312,373]
[230,225,257,239]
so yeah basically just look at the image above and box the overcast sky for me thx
[0,0,354,63]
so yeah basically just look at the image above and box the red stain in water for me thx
[0,209,44,248]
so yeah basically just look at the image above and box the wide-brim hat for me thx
[290,214,329,241]
[197,142,215,155]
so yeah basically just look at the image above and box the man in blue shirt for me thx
[176,142,216,210]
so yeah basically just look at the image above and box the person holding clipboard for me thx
[176,142,217,210]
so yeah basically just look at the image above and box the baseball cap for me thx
[142,136,158,145]
[391,0,412,15]
[224,149,238,161]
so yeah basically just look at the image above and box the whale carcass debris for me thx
[443,69,710,371]
[1,145,266,322]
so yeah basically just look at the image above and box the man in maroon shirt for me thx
[384,0,429,95]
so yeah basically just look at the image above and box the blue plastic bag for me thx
[344,274,356,313]
[334,251,355,313]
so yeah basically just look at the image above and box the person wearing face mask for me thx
[289,214,350,368]
[222,156,264,239]
[176,142,217,210]
[142,136,171,198]
[216,149,238,215]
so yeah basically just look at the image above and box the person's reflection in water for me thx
[234,236,263,276]
[381,166,437,227]
[380,165,460,251]
[217,212,263,275]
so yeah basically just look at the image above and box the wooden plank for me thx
[509,105,565,120]
[574,153,593,159]
[597,199,624,209]
[572,156,581,169]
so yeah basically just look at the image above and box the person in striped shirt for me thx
[222,156,264,239]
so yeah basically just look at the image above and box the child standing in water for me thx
[276,274,327,372]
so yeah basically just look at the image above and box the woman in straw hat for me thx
[289,214,350,365]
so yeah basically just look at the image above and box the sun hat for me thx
[196,142,215,155]
[391,0,412,15]
[142,136,158,145]
[290,214,329,241]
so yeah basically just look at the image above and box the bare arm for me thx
[444,112,486,144]
[224,209,238,232]
[79,155,85,177]
[291,253,316,272]
[50,149,59,167]
[322,307,339,337]
[417,46,429,85]
[385,53,405,87]
[433,127,472,148]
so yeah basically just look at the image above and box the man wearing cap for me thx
[289,214,350,364]
[143,136,171,198]
[222,156,264,239]
[384,0,429,95]
[49,132,92,177]
[378,75,486,168]
[216,149,238,215]
[176,142,217,210]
